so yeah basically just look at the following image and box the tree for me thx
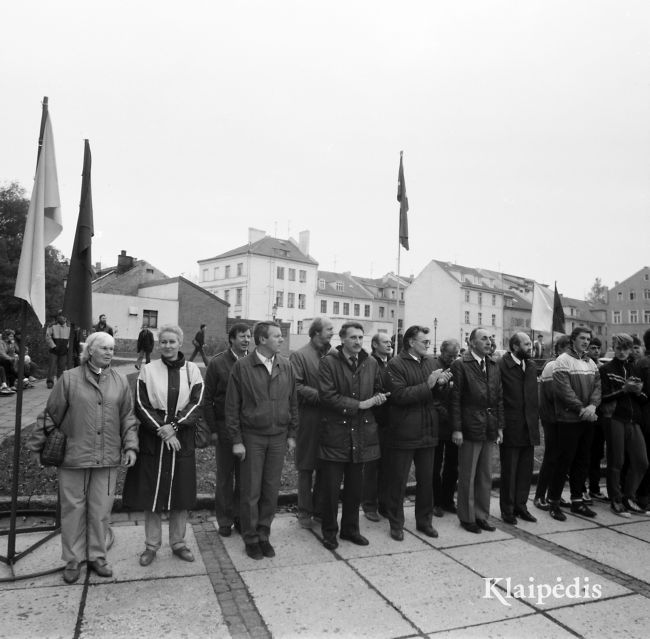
[0,181,69,365]
[586,277,608,305]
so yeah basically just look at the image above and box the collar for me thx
[231,348,247,360]
[256,350,274,364]
[471,350,484,366]
[87,361,104,375]
[408,351,421,363]
[510,353,522,366]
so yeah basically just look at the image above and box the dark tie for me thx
[480,359,486,375]
[350,355,358,371]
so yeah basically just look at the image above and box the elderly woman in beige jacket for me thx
[28,332,138,584]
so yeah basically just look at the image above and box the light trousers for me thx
[457,440,493,523]
[144,510,188,551]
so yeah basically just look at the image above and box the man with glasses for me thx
[385,326,450,540]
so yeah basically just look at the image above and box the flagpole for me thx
[394,150,404,348]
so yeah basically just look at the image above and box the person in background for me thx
[633,327,650,510]
[27,332,138,584]
[45,311,71,389]
[204,322,251,537]
[585,337,607,503]
[189,324,209,366]
[290,317,335,528]
[136,323,155,370]
[93,314,114,336]
[631,335,645,363]
[123,324,204,567]
[533,334,546,359]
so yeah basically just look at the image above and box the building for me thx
[92,251,229,357]
[197,228,318,336]
[354,272,411,330]
[605,267,650,347]
[557,296,607,343]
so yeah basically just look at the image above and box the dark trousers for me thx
[320,460,363,537]
[386,447,434,530]
[47,352,67,384]
[297,469,321,518]
[548,421,594,502]
[535,421,559,500]
[637,420,650,503]
[433,439,458,508]
[189,346,209,366]
[605,419,649,502]
[215,439,240,528]
[362,428,388,514]
[588,418,605,492]
[239,431,286,544]
[499,445,534,515]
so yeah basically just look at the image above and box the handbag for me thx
[183,364,211,449]
[38,410,67,466]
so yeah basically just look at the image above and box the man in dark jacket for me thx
[451,328,504,534]
[225,322,297,560]
[189,324,209,366]
[93,314,114,336]
[498,332,540,525]
[45,311,71,389]
[362,332,393,522]
[290,317,334,528]
[318,322,387,550]
[204,323,251,536]
[386,325,451,541]
[634,327,650,509]
[136,324,155,369]
[432,339,461,517]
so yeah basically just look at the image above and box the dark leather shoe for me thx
[475,518,496,532]
[259,540,275,558]
[432,506,444,518]
[340,532,369,546]
[390,528,404,541]
[515,509,537,523]
[89,558,113,578]
[441,503,457,514]
[139,549,156,566]
[501,513,518,525]
[322,536,338,550]
[549,503,567,521]
[218,525,232,537]
[245,542,264,559]
[416,524,439,538]
[63,561,80,584]
[570,502,597,518]
[363,510,380,522]
[172,547,195,562]
[460,521,481,534]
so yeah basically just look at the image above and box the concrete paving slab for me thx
[541,527,650,583]
[350,549,529,633]
[445,538,630,609]
[87,523,205,584]
[548,594,650,639]
[430,613,576,639]
[216,513,337,571]
[610,519,650,543]
[81,575,229,638]
[0,583,82,638]
[239,560,416,638]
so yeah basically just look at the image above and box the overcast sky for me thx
[2,0,648,299]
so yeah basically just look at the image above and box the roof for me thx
[355,272,412,289]
[317,270,374,300]
[504,290,532,312]
[560,295,605,323]
[138,276,229,306]
[198,236,318,266]
[433,260,504,294]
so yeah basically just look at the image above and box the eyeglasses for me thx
[415,340,431,346]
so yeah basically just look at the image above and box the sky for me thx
[2,0,649,299]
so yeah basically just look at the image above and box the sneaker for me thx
[571,501,597,518]
[582,492,593,506]
[0,385,14,396]
[622,498,650,516]
[611,502,632,518]
[534,497,550,511]
[589,490,608,502]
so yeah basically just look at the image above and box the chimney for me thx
[248,227,266,244]
[95,262,101,270]
[299,230,310,255]
[117,250,135,274]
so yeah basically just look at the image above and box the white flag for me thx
[530,283,554,331]
[14,112,63,325]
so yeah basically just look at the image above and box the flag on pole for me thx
[14,102,62,326]
[397,152,409,250]
[552,283,566,333]
[63,140,94,331]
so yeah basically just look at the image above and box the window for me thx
[630,290,636,301]
[364,305,371,317]
[597,325,602,334]
[390,309,395,318]
[617,291,623,301]
[645,310,650,323]
[645,289,650,300]
[202,268,208,281]
[354,304,360,317]
[333,301,340,314]
[213,267,219,279]
[646,273,649,281]
[298,294,306,309]
[277,266,285,280]
[287,292,295,308]
[613,311,621,324]
[276,291,284,307]
[343,303,350,315]
[478,293,483,305]
[478,312,482,325]
[142,310,158,328]
[288,268,296,281]
[225,265,231,278]
[465,311,470,324]
[630,310,638,323]
[391,290,396,298]
[318,279,325,290]
[235,288,242,305]
[491,314,496,326]
[299,270,307,283]
[336,282,344,292]
[236,262,243,276]
[321,300,327,313]
[465,291,470,303]
[569,307,575,317]
[400,291,404,301]
[379,306,385,318]
[379,288,385,298]
[492,295,496,306]
[224,289,230,303]
[297,321,303,334]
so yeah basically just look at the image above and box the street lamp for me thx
[433,317,438,356]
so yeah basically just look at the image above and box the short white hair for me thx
[80,332,115,364]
